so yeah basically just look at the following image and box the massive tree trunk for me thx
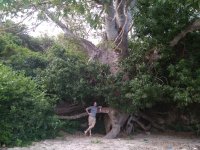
[102,0,134,73]
[104,108,129,139]
[105,0,133,55]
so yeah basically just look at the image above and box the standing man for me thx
[84,101,102,136]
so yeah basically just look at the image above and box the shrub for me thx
[0,64,60,146]
[0,32,48,77]
[39,44,110,105]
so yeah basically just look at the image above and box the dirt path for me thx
[7,133,200,150]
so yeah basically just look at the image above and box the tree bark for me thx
[105,1,118,41]
[104,114,112,133]
[101,107,129,139]
[125,115,134,134]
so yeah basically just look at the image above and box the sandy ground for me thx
[5,132,200,150]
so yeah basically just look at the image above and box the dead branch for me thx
[55,105,83,115]
[57,107,111,120]
[58,112,88,120]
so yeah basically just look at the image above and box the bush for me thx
[38,44,110,105]
[0,64,60,146]
[0,32,48,77]
[61,120,80,134]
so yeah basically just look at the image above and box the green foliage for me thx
[0,31,48,77]
[133,0,199,44]
[39,44,110,104]
[0,25,100,146]
[2,21,55,52]
[0,0,103,32]
[61,120,80,134]
[104,39,164,112]
[106,0,200,114]
[105,71,170,113]
[0,64,60,146]
[168,59,200,106]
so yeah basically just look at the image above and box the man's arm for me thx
[85,107,91,115]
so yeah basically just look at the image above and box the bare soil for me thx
[6,132,200,150]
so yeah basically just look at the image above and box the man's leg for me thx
[84,126,90,134]
[84,129,88,135]
[89,129,92,136]
[84,116,92,135]
[84,116,96,135]
[88,119,96,136]
[85,123,95,134]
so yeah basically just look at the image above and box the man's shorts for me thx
[88,116,96,127]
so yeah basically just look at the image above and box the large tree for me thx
[1,0,137,138]
[1,0,199,138]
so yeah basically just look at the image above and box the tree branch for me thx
[170,19,200,47]
[57,107,111,120]
[58,112,88,120]
[41,7,103,62]
[55,105,83,115]
[43,9,75,38]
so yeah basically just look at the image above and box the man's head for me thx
[93,101,97,106]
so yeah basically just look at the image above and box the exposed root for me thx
[125,115,134,134]
[139,112,165,131]
[132,116,151,131]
